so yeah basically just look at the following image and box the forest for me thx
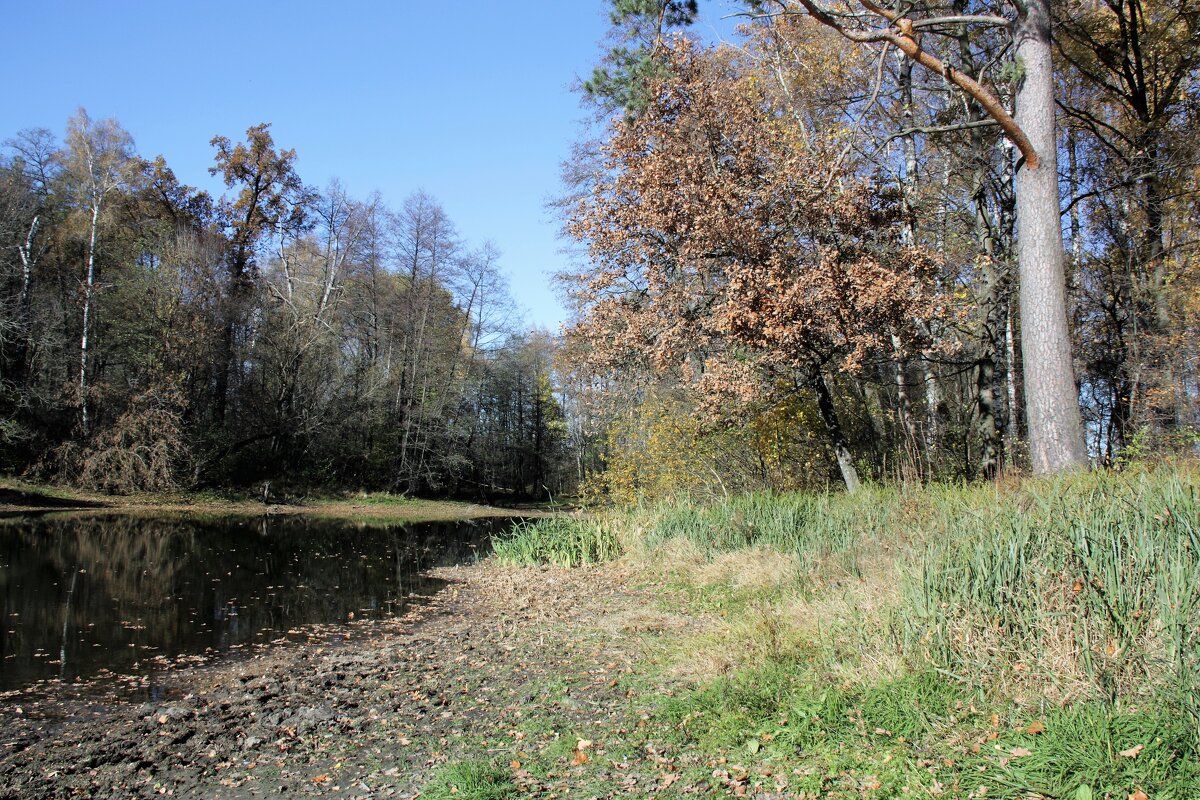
[0,116,573,499]
[1,1,1196,503]
[2,2,1200,799]
[557,0,1199,501]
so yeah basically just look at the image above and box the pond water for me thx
[0,513,517,693]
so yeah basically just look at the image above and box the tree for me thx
[209,123,309,424]
[583,0,699,114]
[739,0,1088,473]
[565,41,941,492]
[1,128,58,388]
[60,109,135,436]
[1055,0,1200,454]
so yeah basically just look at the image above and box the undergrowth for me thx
[491,516,622,567]
[495,465,1200,795]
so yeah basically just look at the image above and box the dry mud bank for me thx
[0,563,675,799]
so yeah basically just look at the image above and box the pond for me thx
[0,513,517,694]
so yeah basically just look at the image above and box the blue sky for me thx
[0,1,741,331]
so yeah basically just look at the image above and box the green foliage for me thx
[422,759,515,800]
[655,658,1198,798]
[637,488,896,570]
[971,703,1200,800]
[491,517,623,567]
[553,465,1200,793]
[586,392,829,504]
[583,0,698,114]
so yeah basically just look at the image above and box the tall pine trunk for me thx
[1013,0,1088,473]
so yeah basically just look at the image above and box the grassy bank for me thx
[491,467,1200,798]
[0,476,548,523]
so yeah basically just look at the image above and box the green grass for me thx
[422,759,516,800]
[491,516,622,566]
[911,470,1200,720]
[651,659,1199,798]
[512,464,1200,796]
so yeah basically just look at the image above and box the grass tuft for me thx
[491,516,622,567]
[422,759,516,800]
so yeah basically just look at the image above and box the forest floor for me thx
[0,561,706,800]
[0,478,560,523]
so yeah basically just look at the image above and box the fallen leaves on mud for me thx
[0,563,703,799]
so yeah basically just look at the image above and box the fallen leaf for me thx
[511,760,521,770]
[312,774,330,784]
[1026,720,1046,735]
[573,750,589,766]
[1010,747,1033,757]
[1129,791,1149,800]
[1119,744,1144,759]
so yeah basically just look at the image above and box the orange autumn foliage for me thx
[564,38,943,420]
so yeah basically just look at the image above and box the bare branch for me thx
[785,0,1041,168]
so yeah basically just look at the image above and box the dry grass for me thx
[691,546,805,589]
[652,551,909,685]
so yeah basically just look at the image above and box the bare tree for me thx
[61,110,134,436]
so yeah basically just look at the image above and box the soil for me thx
[0,562,679,799]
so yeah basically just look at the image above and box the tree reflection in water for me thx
[0,513,512,691]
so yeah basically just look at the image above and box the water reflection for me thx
[0,513,512,691]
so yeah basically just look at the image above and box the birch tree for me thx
[61,109,134,436]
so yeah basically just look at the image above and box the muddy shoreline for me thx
[0,563,653,799]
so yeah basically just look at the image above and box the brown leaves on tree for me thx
[564,38,942,418]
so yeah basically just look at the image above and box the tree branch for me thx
[784,0,1042,168]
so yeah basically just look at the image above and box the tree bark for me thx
[813,372,861,493]
[1013,0,1088,473]
[13,214,39,385]
[79,203,100,437]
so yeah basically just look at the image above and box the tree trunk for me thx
[813,372,860,493]
[1013,0,1088,473]
[79,203,100,437]
[13,215,38,385]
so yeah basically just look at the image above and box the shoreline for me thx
[0,478,564,524]
[0,560,653,799]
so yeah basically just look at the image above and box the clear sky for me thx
[0,1,740,332]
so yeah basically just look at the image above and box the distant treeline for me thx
[0,113,575,499]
